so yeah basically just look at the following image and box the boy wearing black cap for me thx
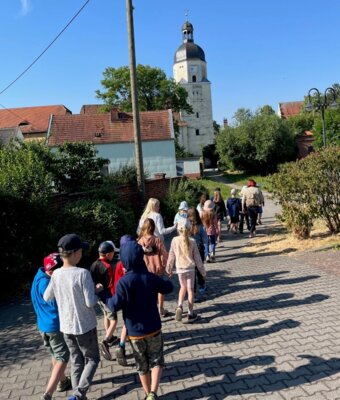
[90,240,124,361]
[44,233,100,400]
[31,253,71,400]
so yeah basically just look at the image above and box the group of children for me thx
[31,185,264,400]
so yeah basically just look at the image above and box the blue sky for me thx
[1,0,339,124]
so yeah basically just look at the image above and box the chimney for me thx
[110,108,119,121]
[223,118,228,128]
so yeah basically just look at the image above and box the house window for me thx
[192,75,196,82]
[196,112,199,118]
[196,129,200,136]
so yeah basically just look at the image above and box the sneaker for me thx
[115,345,128,367]
[57,376,72,392]
[205,255,210,263]
[210,253,216,262]
[146,392,159,400]
[100,340,112,361]
[186,312,198,323]
[160,308,169,317]
[106,335,119,347]
[41,394,52,400]
[175,306,183,322]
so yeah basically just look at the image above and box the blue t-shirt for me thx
[31,267,60,333]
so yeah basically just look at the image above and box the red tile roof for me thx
[47,109,174,146]
[0,105,71,134]
[279,101,304,118]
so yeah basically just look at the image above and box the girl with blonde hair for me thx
[166,219,206,323]
[137,198,177,242]
[137,218,169,317]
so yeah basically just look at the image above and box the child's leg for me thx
[63,333,84,391]
[45,358,68,395]
[139,372,151,395]
[187,271,196,315]
[116,324,128,367]
[103,316,109,333]
[73,328,100,399]
[104,318,118,341]
[210,235,216,256]
[151,366,163,394]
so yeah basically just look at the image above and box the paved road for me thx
[1,196,340,399]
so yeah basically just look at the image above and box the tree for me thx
[232,108,253,126]
[216,107,297,173]
[50,142,109,193]
[96,64,193,114]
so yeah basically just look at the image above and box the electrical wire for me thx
[0,0,91,97]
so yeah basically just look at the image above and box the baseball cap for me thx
[58,233,89,252]
[44,253,63,272]
[98,240,116,254]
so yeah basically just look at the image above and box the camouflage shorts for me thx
[130,331,164,375]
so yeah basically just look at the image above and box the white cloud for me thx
[20,0,31,16]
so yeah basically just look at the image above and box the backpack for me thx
[245,190,261,207]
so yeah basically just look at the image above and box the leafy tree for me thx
[0,141,54,203]
[257,105,276,116]
[50,142,109,193]
[312,108,340,148]
[232,108,253,126]
[96,64,193,114]
[216,107,296,173]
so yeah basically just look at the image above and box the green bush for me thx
[269,145,340,238]
[161,178,208,225]
[55,198,136,265]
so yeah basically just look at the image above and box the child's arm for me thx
[43,279,55,302]
[166,240,176,277]
[155,213,176,236]
[107,280,125,312]
[83,271,98,308]
[159,239,168,274]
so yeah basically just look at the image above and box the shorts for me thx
[98,300,117,321]
[40,331,70,363]
[130,331,164,375]
[178,270,195,290]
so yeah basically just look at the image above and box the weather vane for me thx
[185,10,189,21]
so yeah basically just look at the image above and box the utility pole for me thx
[126,0,145,197]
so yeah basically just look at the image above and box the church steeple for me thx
[182,21,194,43]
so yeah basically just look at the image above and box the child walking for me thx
[201,200,219,262]
[138,218,169,317]
[108,239,173,400]
[31,253,71,400]
[167,219,207,323]
[90,240,124,361]
[44,233,100,400]
[187,207,208,294]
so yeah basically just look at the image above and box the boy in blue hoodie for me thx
[108,238,173,400]
[31,253,71,400]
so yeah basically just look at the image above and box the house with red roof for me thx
[0,105,71,141]
[278,100,315,158]
[46,108,177,178]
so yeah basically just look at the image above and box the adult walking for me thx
[138,198,177,242]
[241,179,264,238]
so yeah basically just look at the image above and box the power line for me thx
[0,0,91,97]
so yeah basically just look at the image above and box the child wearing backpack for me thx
[242,179,265,238]
[201,200,219,262]
[138,218,169,317]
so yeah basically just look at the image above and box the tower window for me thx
[196,112,199,118]
[192,75,196,82]
[196,129,200,136]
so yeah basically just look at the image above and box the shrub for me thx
[55,198,136,265]
[161,178,208,225]
[269,145,340,238]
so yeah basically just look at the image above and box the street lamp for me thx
[305,87,339,147]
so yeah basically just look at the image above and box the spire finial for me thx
[185,9,189,21]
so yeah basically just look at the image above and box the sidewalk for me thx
[1,201,340,399]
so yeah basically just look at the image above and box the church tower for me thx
[173,20,214,156]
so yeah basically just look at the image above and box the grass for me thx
[199,178,232,199]
[219,170,271,190]
[244,219,340,255]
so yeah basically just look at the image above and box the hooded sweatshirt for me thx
[31,267,60,333]
[227,197,242,218]
[138,235,168,275]
[108,241,173,337]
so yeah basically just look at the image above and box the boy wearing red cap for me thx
[31,253,71,400]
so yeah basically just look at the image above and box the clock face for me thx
[189,65,198,73]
